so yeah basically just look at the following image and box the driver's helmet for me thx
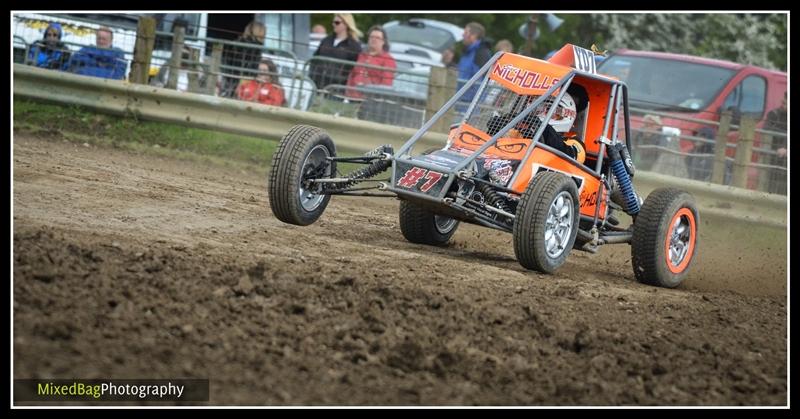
[535,92,577,133]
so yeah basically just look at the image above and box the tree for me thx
[311,13,786,71]
[588,13,787,71]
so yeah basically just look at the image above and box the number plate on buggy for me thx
[395,162,448,196]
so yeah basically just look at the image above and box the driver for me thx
[487,92,586,163]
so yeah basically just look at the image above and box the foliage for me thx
[312,13,786,71]
[588,13,787,71]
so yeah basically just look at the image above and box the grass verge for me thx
[13,99,279,172]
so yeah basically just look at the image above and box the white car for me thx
[383,18,462,69]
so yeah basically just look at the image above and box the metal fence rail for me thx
[13,64,786,228]
[13,12,787,196]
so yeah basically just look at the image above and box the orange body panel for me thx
[572,76,616,156]
[447,124,606,220]
[490,53,572,96]
[509,147,606,219]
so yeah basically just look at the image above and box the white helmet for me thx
[537,92,577,133]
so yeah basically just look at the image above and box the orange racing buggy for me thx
[268,44,699,288]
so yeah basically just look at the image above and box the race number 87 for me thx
[397,167,443,192]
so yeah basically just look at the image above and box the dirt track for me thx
[13,134,787,405]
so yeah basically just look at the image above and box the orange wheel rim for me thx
[664,208,696,274]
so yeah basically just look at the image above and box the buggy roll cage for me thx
[384,51,632,210]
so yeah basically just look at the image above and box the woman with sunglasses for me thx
[27,22,71,70]
[308,13,362,93]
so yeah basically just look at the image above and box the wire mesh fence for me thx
[625,107,787,195]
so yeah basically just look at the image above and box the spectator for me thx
[64,26,126,80]
[441,48,456,69]
[311,24,327,35]
[27,22,71,70]
[220,21,266,98]
[765,90,787,194]
[457,22,492,105]
[494,39,513,53]
[236,58,286,107]
[346,25,396,99]
[309,13,362,91]
[631,114,663,171]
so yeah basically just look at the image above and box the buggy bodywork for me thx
[268,44,699,288]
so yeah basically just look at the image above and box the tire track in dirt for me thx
[13,134,787,405]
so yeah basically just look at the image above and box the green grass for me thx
[13,99,279,170]
[13,99,377,177]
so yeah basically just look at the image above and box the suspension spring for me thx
[327,145,393,190]
[477,183,510,212]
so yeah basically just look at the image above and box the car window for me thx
[722,75,767,117]
[723,84,740,110]
[384,24,455,52]
[740,75,766,115]
[599,55,736,112]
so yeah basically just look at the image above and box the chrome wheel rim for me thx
[299,145,331,212]
[544,191,574,259]
[434,215,457,234]
[668,215,692,267]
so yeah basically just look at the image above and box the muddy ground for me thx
[13,134,787,405]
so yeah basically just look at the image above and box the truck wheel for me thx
[631,188,698,288]
[268,125,336,226]
[399,200,459,246]
[513,172,580,273]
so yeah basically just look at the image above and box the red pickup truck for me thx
[598,49,787,189]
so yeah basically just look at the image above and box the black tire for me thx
[513,172,580,273]
[631,188,699,288]
[268,125,336,226]
[399,200,459,246]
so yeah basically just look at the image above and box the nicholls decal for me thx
[492,64,559,90]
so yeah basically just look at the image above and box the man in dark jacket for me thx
[456,22,492,112]
[27,22,71,70]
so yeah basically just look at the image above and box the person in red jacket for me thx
[346,25,396,99]
[236,59,286,107]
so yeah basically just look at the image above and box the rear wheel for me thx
[631,188,698,288]
[399,200,459,246]
[268,125,336,226]
[513,172,580,273]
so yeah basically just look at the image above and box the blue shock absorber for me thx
[608,144,640,215]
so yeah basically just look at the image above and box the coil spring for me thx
[610,159,640,215]
[330,145,392,189]
[478,183,510,212]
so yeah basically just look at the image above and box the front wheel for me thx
[631,188,699,288]
[513,172,580,273]
[399,200,459,246]
[268,125,336,226]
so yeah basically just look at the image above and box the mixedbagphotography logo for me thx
[14,379,209,402]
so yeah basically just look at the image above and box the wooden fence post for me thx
[757,133,774,192]
[731,116,756,189]
[711,110,732,185]
[187,48,202,93]
[426,66,457,133]
[166,25,186,90]
[207,43,223,96]
[129,16,156,85]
